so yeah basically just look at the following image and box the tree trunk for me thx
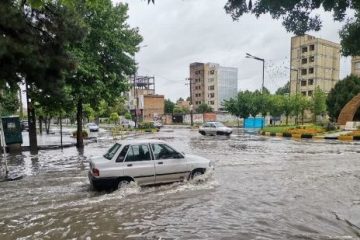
[45,116,51,134]
[76,98,84,149]
[26,82,38,154]
[60,113,63,149]
[39,116,43,134]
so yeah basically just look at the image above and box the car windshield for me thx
[214,122,225,127]
[88,123,96,126]
[103,143,121,160]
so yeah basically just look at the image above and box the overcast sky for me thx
[119,0,352,102]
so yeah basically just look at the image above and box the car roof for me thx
[117,139,167,145]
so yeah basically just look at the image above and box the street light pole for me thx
[246,53,265,93]
[133,44,148,128]
[186,78,194,126]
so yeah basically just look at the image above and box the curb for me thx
[259,131,360,141]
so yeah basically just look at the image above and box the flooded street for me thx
[1,128,360,239]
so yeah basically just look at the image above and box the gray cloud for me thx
[119,0,352,101]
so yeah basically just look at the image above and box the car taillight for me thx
[92,168,100,176]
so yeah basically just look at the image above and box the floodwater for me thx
[1,128,360,239]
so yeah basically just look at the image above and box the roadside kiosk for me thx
[1,116,23,152]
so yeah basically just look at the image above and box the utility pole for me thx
[245,53,265,93]
[185,78,194,126]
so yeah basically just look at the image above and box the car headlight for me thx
[209,161,215,168]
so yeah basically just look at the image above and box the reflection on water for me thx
[0,128,360,239]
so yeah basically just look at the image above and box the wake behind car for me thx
[88,139,214,190]
[199,121,232,136]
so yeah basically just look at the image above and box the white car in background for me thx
[86,123,99,132]
[88,139,214,190]
[199,122,232,136]
[121,119,135,128]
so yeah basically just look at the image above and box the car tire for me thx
[190,169,204,180]
[116,178,133,189]
[199,131,206,135]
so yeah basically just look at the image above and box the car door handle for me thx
[127,164,133,167]
[158,162,163,165]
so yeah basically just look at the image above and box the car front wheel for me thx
[190,169,204,180]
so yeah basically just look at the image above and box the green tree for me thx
[0,86,20,116]
[124,112,132,120]
[164,99,175,114]
[275,81,290,95]
[1,0,86,152]
[224,0,360,56]
[173,106,189,114]
[196,103,213,114]
[109,112,120,124]
[66,0,142,148]
[327,75,360,122]
[311,87,327,123]
[282,95,296,125]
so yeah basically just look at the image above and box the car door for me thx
[208,123,217,135]
[120,144,155,186]
[151,143,190,184]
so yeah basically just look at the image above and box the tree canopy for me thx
[224,0,360,56]
[327,75,360,121]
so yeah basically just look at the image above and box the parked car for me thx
[121,119,135,128]
[20,120,29,131]
[88,139,214,190]
[86,123,99,132]
[199,121,232,136]
[152,120,163,129]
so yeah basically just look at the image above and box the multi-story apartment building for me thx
[290,34,340,96]
[351,56,360,77]
[189,62,238,112]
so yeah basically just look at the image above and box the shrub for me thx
[72,130,88,138]
[301,133,313,139]
[270,132,276,136]
[353,135,360,141]
[138,122,154,129]
[283,132,292,137]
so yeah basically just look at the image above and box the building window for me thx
[302,47,308,53]
[302,58,307,64]
[301,69,307,75]
[310,45,315,51]
[209,70,215,75]
[309,67,314,74]
[210,101,214,105]
[308,79,314,85]
[301,80,307,86]
[301,91,307,96]
[209,93,215,98]
[208,85,214,90]
[308,90,313,96]
[309,56,315,62]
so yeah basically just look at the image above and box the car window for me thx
[116,145,130,162]
[151,144,183,160]
[214,122,225,127]
[209,123,216,128]
[125,144,152,162]
[103,143,121,160]
[203,123,209,127]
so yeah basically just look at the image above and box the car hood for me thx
[185,154,210,163]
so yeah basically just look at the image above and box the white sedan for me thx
[199,122,232,136]
[86,123,99,132]
[88,139,214,190]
